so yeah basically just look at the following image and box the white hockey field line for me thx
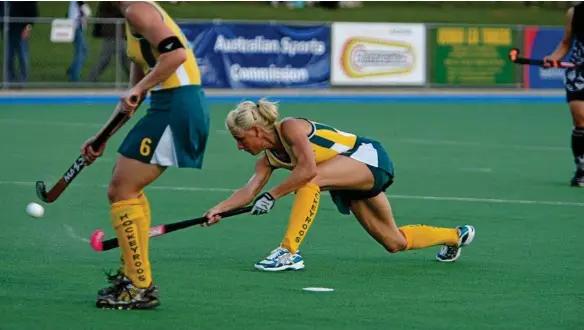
[2,180,582,208]
[63,224,90,243]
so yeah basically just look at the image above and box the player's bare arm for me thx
[205,156,273,224]
[546,7,574,62]
[268,119,317,200]
[122,2,187,111]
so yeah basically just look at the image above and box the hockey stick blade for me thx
[34,96,140,204]
[35,181,49,202]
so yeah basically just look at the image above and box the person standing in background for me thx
[4,1,38,85]
[66,1,91,81]
[544,2,584,187]
[88,1,130,82]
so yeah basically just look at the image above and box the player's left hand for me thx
[120,88,142,114]
[251,192,275,215]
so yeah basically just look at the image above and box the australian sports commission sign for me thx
[332,23,426,86]
[180,22,330,89]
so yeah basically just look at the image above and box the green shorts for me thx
[118,85,210,169]
[329,137,395,215]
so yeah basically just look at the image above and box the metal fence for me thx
[0,16,545,90]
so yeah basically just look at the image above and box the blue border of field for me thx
[0,93,566,104]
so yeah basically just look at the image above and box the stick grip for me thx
[90,95,140,149]
[91,113,127,149]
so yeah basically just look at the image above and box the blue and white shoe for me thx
[436,225,475,262]
[254,247,305,272]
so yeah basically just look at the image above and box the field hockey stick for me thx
[90,205,253,252]
[35,96,140,203]
[508,48,576,68]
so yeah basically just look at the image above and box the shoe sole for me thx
[436,248,462,263]
[254,261,305,272]
[96,299,160,310]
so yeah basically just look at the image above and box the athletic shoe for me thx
[436,225,475,262]
[97,269,124,297]
[96,277,160,310]
[254,247,304,271]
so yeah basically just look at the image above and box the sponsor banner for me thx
[331,23,426,86]
[523,26,569,89]
[179,22,330,89]
[431,25,517,85]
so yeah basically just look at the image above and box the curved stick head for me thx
[35,181,48,202]
[90,230,105,251]
[509,48,520,62]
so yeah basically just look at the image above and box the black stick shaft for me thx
[100,206,253,251]
[36,96,140,203]
[164,206,253,233]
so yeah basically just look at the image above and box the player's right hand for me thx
[202,207,223,227]
[120,88,142,115]
[81,136,106,165]
[542,55,560,68]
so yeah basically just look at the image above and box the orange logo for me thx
[340,37,415,78]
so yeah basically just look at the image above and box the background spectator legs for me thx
[88,37,130,82]
[67,25,87,81]
[7,27,29,83]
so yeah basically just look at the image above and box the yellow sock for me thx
[399,225,459,250]
[110,199,152,288]
[137,191,151,273]
[280,183,320,254]
[117,192,151,274]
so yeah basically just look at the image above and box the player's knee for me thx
[107,178,131,203]
[309,171,324,187]
[569,104,584,126]
[107,181,121,203]
[383,238,407,253]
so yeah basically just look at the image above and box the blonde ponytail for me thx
[225,98,280,131]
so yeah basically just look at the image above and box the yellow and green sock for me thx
[280,183,321,254]
[115,191,151,274]
[398,225,459,250]
[110,198,151,288]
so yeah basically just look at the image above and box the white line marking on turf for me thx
[63,224,90,243]
[384,195,584,207]
[397,138,568,152]
[1,180,583,207]
[460,167,493,173]
[0,118,102,128]
[0,118,229,136]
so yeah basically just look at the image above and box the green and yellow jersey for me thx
[125,1,201,91]
[265,118,359,170]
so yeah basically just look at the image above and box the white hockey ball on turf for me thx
[26,202,44,218]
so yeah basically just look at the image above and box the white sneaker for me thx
[436,225,475,262]
[254,247,304,272]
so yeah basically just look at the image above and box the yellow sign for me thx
[433,26,516,85]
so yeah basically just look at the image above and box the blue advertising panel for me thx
[179,22,330,89]
[523,26,571,89]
